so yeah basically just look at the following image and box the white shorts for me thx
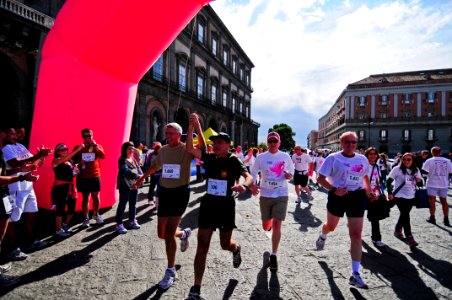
[427,187,448,198]
[9,189,38,222]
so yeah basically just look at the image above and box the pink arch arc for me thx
[29,0,211,210]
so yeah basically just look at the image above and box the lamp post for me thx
[367,118,374,148]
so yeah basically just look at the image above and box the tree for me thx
[268,123,296,150]
[257,142,268,151]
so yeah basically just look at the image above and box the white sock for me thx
[271,252,277,256]
[320,232,327,239]
[352,261,360,274]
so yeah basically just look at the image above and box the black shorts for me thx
[157,185,190,217]
[293,171,308,187]
[198,195,236,231]
[51,184,76,217]
[327,189,366,218]
[76,177,101,193]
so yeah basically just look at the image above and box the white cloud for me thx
[210,0,452,145]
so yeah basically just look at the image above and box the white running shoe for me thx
[158,268,177,289]
[180,228,191,252]
[94,214,104,225]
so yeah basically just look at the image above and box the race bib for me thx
[345,171,361,190]
[82,153,95,162]
[2,196,12,214]
[405,175,416,188]
[162,164,181,179]
[262,179,283,190]
[207,179,228,196]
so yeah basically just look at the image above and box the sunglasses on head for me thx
[343,140,357,144]
[267,139,278,144]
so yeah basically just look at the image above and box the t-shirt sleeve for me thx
[250,155,260,178]
[150,152,162,170]
[421,160,429,172]
[319,155,334,176]
[231,155,247,176]
[286,154,295,174]
[1,146,16,161]
[388,167,397,179]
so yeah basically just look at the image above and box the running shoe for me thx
[349,272,368,289]
[55,230,71,238]
[8,248,27,261]
[82,218,90,228]
[406,236,418,247]
[233,245,242,268]
[116,224,128,234]
[62,223,72,233]
[316,235,326,250]
[0,262,12,273]
[0,273,20,287]
[129,220,141,229]
[158,268,177,289]
[94,214,104,225]
[444,217,450,227]
[26,239,48,250]
[372,240,385,248]
[393,229,404,239]
[426,216,436,225]
[269,255,278,272]
[180,228,191,252]
[187,287,203,300]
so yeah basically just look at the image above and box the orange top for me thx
[74,144,106,178]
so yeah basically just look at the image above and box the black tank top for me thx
[53,163,73,182]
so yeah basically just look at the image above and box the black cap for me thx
[209,132,231,143]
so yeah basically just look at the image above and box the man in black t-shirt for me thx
[185,114,254,300]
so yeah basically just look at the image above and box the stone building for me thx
[130,5,259,147]
[0,1,259,147]
[318,69,452,155]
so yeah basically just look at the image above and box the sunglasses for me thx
[267,139,278,144]
[343,140,357,144]
[59,148,68,151]
[403,158,412,162]
[83,135,92,138]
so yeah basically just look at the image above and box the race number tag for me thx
[162,164,181,179]
[82,153,95,162]
[405,175,415,188]
[345,171,361,190]
[262,179,283,190]
[207,179,228,196]
[2,196,12,214]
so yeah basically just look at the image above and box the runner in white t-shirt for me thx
[316,131,373,289]
[291,146,313,202]
[251,132,294,273]
[314,151,325,188]
[422,146,452,226]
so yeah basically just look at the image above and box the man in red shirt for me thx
[74,128,106,227]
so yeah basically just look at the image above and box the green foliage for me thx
[258,142,268,151]
[268,123,296,150]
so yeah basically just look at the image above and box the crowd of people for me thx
[0,120,451,297]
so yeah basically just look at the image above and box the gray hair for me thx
[166,123,182,134]
[340,131,357,141]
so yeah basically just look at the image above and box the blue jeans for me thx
[116,187,138,224]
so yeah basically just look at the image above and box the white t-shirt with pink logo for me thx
[2,143,34,192]
[319,152,369,191]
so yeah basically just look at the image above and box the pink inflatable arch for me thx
[30,0,211,210]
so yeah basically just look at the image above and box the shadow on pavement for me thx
[349,287,367,300]
[0,232,118,297]
[408,247,452,291]
[222,278,238,299]
[180,206,200,231]
[361,241,438,300]
[132,284,166,300]
[318,261,345,300]
[289,202,322,232]
[250,251,281,299]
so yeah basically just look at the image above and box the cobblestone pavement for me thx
[1,178,451,299]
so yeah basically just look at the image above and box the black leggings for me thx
[52,185,76,217]
[395,197,415,237]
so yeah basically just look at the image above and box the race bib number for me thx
[82,153,95,162]
[405,175,415,188]
[207,179,228,196]
[2,196,12,214]
[262,179,283,190]
[162,164,181,179]
[345,171,361,190]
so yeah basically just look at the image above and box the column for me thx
[393,94,398,117]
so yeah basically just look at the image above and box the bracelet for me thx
[18,175,25,182]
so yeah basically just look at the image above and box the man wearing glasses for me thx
[74,128,106,227]
[250,132,294,272]
[316,131,373,289]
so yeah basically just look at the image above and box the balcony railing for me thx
[0,0,54,28]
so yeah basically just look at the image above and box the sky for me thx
[210,0,452,147]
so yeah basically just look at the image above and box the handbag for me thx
[415,187,430,209]
[367,195,390,221]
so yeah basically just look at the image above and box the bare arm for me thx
[52,144,84,168]
[186,113,203,159]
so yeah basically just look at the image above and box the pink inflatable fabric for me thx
[30,0,211,210]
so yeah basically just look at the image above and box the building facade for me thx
[306,130,318,150]
[1,1,259,148]
[318,69,452,155]
[130,5,259,147]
